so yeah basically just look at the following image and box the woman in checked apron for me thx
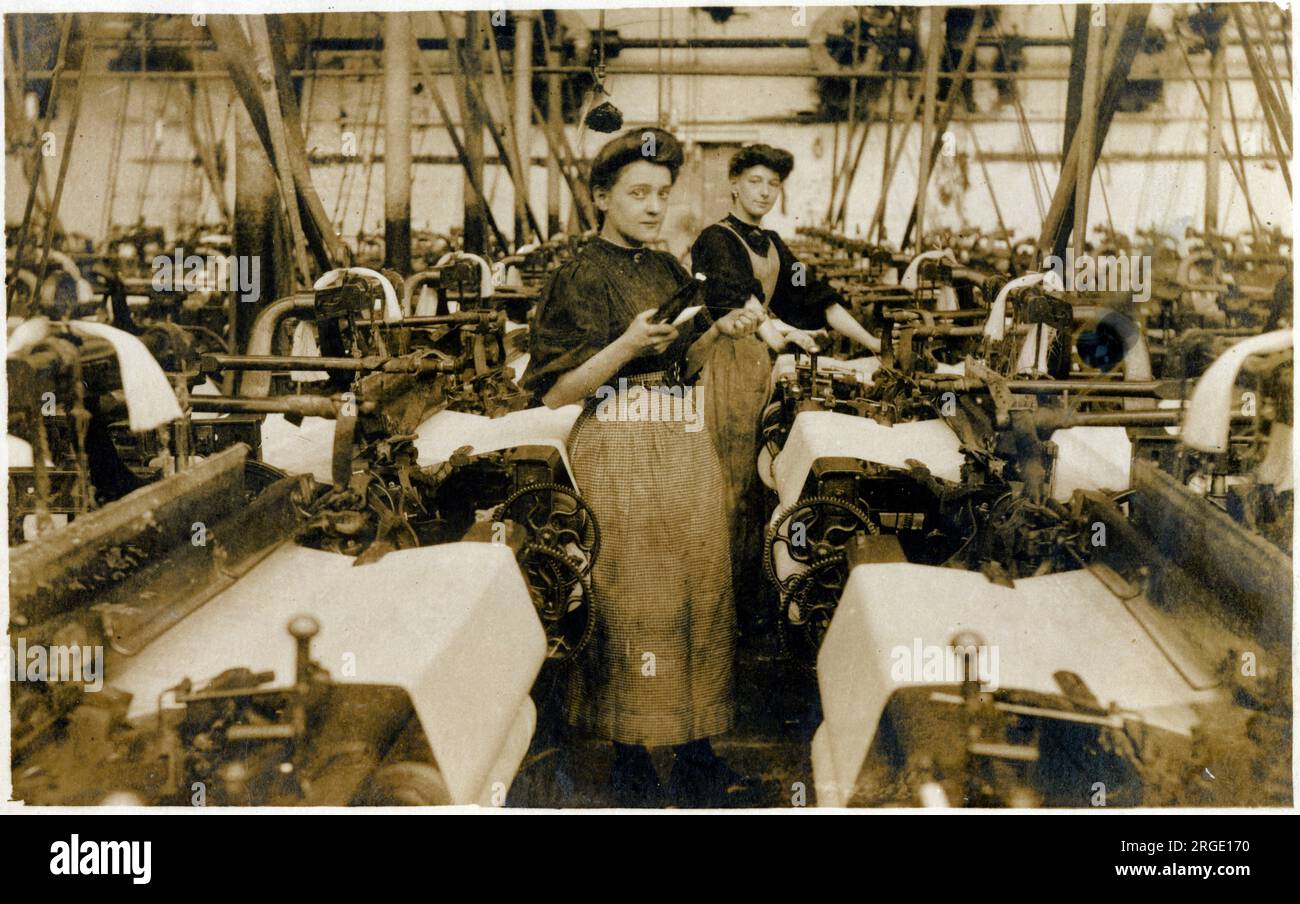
[689,144,882,639]
[523,129,765,807]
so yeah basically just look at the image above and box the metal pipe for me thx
[1006,380,1167,396]
[915,6,944,251]
[246,15,311,286]
[241,295,314,396]
[453,12,487,253]
[545,30,562,237]
[902,9,984,250]
[410,34,509,252]
[7,15,73,307]
[200,353,459,373]
[1205,39,1224,234]
[188,395,373,418]
[384,11,412,273]
[482,19,531,245]
[1231,5,1291,194]
[459,34,543,242]
[1038,5,1150,259]
[1072,7,1104,258]
[513,12,535,245]
[1046,410,1254,429]
[33,17,91,299]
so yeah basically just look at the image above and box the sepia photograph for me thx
[1,0,1293,832]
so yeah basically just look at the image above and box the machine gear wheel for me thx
[518,542,594,663]
[783,552,850,659]
[494,482,601,577]
[764,494,876,593]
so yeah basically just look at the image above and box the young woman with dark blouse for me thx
[522,128,767,807]
[690,144,882,635]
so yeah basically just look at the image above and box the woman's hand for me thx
[714,305,763,339]
[758,316,820,354]
[617,308,679,358]
[782,328,822,354]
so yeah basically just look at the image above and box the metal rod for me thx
[470,25,544,242]
[829,6,863,225]
[903,8,984,250]
[878,19,899,235]
[1173,24,1264,235]
[446,11,487,253]
[1205,39,1224,235]
[34,17,93,300]
[1072,6,1104,257]
[1038,5,1149,260]
[513,12,536,245]
[247,15,312,286]
[868,79,926,242]
[484,17,534,245]
[7,14,73,307]
[384,11,412,273]
[915,6,944,251]
[545,27,562,237]
[1244,3,1293,140]
[200,353,459,373]
[1222,64,1263,239]
[187,395,373,417]
[1232,5,1292,195]
[410,30,509,252]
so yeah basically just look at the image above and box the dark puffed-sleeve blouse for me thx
[522,237,712,402]
[690,214,842,332]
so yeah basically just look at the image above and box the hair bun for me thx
[729,144,794,181]
[589,128,685,193]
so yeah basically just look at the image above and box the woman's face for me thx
[732,165,783,221]
[594,160,673,246]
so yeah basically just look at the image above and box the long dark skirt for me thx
[702,334,773,626]
[565,375,736,747]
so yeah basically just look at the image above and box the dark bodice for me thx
[523,237,710,401]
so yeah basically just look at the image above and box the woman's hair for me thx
[729,143,794,181]
[588,128,684,194]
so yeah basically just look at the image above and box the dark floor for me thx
[507,633,823,809]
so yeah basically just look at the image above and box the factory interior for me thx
[3,5,1294,810]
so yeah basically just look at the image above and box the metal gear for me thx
[783,552,850,659]
[764,494,876,593]
[494,482,601,577]
[517,542,594,663]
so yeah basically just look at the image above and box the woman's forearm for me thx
[541,338,636,408]
[826,303,881,354]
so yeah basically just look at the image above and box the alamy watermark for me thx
[593,378,704,433]
[5,639,104,692]
[890,638,1000,691]
[152,248,261,303]
[1043,249,1151,303]
[50,835,151,884]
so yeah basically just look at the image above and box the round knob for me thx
[289,615,320,641]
